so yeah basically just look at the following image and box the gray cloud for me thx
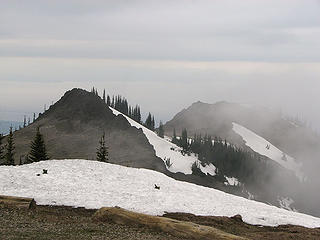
[0,0,320,129]
[1,0,320,61]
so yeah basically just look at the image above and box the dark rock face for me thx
[12,88,166,173]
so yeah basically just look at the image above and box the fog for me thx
[1,0,320,126]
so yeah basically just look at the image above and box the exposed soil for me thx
[163,212,320,240]
[1,205,320,240]
[0,205,183,240]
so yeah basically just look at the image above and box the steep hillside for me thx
[164,101,320,179]
[8,88,165,172]
[163,101,320,217]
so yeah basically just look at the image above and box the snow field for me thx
[232,122,303,180]
[1,159,320,228]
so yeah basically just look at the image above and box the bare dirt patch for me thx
[164,212,320,240]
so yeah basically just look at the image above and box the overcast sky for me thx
[1,0,320,128]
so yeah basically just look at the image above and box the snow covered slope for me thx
[1,159,320,228]
[110,107,215,176]
[232,122,303,180]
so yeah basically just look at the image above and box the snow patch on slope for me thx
[198,162,216,176]
[278,197,297,212]
[110,107,200,175]
[1,160,320,228]
[224,177,239,186]
[232,122,303,180]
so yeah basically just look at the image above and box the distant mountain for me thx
[0,120,22,135]
[164,101,320,178]
[163,101,320,217]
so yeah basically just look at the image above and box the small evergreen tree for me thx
[5,127,15,165]
[23,115,26,128]
[145,113,152,130]
[96,133,108,162]
[33,113,36,122]
[151,116,155,131]
[111,96,115,108]
[158,121,164,138]
[103,89,106,103]
[180,128,188,151]
[28,127,49,163]
[106,95,111,106]
[172,128,178,144]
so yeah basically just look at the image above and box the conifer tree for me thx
[96,133,108,162]
[137,106,141,123]
[103,89,106,103]
[172,128,178,144]
[145,113,152,130]
[5,127,15,165]
[23,115,26,128]
[107,95,111,106]
[33,113,36,122]
[180,128,188,151]
[132,105,141,123]
[128,106,132,117]
[28,127,49,163]
[151,116,155,131]
[158,121,164,138]
[111,96,115,108]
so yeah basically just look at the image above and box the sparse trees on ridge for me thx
[27,127,49,163]
[158,121,164,138]
[180,128,188,151]
[106,95,111,106]
[145,113,155,131]
[90,88,154,126]
[107,94,142,123]
[172,128,178,145]
[172,130,271,185]
[91,87,98,96]
[103,89,106,103]
[96,133,108,162]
